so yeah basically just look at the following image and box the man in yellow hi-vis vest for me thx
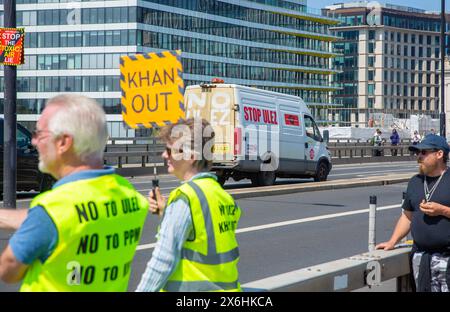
[0,94,148,291]
[136,118,241,292]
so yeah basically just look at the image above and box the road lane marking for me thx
[137,187,179,193]
[131,179,180,185]
[136,204,401,251]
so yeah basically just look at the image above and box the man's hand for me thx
[148,187,166,217]
[419,200,446,217]
[0,245,28,283]
[375,241,396,251]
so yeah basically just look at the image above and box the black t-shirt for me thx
[402,169,450,252]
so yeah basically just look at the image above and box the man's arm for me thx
[376,210,412,250]
[0,209,28,230]
[0,206,57,284]
[0,245,29,283]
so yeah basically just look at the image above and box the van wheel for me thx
[217,175,227,186]
[314,162,329,182]
[250,177,259,186]
[257,171,276,186]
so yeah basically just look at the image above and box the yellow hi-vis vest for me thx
[162,177,241,292]
[20,173,149,292]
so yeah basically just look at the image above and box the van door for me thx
[303,115,323,172]
[185,87,235,163]
[279,107,305,173]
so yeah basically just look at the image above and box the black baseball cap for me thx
[408,134,450,154]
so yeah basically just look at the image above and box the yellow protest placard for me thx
[120,50,184,128]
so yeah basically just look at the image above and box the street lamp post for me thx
[441,0,446,138]
[3,0,17,208]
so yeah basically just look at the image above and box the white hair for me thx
[46,94,108,163]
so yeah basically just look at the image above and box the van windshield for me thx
[304,115,322,142]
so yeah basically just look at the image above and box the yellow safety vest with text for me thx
[20,174,148,292]
[162,177,241,292]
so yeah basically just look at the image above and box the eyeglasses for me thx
[415,149,438,156]
[31,129,53,140]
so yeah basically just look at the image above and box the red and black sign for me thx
[309,148,315,160]
[284,114,299,126]
[0,28,25,66]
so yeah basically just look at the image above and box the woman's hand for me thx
[148,187,167,217]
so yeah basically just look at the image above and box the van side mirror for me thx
[322,130,329,143]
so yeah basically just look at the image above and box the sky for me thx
[308,0,445,12]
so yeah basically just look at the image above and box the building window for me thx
[368,42,374,53]
[368,70,375,81]
[368,83,375,95]
[368,56,375,67]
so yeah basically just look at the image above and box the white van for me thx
[185,81,332,186]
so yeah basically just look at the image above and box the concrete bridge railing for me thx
[243,248,413,292]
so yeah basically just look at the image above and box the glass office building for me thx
[324,2,450,127]
[0,0,341,135]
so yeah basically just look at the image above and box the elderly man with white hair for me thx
[0,94,148,291]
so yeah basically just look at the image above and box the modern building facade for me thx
[324,2,450,127]
[0,0,341,136]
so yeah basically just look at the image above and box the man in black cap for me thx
[376,134,450,292]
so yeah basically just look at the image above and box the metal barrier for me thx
[103,139,416,176]
[104,146,415,174]
[328,145,415,164]
[243,248,413,292]
[328,138,412,144]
